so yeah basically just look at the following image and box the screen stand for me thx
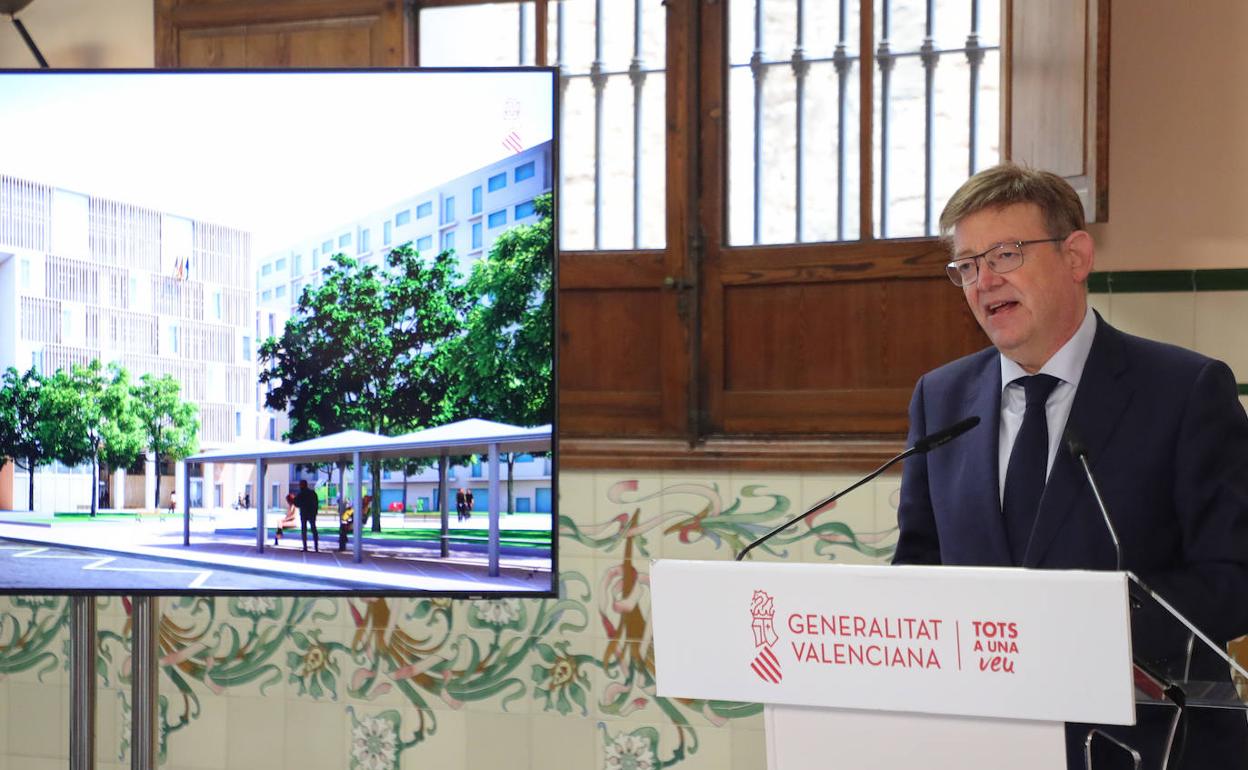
[70,596,96,769]
[131,596,160,770]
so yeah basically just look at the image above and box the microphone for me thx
[1067,429,1195,767]
[913,416,981,453]
[734,416,980,561]
[1063,426,1123,571]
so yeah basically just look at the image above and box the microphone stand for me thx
[1063,427,1214,770]
[1064,428,1122,571]
[734,446,916,562]
[735,416,980,562]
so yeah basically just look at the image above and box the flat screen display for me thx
[0,68,557,596]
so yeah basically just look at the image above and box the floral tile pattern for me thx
[0,471,899,768]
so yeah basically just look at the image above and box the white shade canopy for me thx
[185,419,551,466]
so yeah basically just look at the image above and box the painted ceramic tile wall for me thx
[0,472,898,769]
[1089,271,1248,408]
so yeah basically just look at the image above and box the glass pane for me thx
[876,55,927,237]
[728,0,862,245]
[559,75,596,250]
[419,3,537,66]
[551,0,667,250]
[730,0,999,245]
[874,0,1003,239]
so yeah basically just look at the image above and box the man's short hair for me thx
[939,163,1085,244]
[299,479,308,488]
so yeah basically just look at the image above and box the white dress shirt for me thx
[997,306,1097,505]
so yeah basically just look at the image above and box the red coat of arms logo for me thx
[750,589,782,683]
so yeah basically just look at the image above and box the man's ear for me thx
[1065,230,1096,282]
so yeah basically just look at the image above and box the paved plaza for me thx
[0,509,553,593]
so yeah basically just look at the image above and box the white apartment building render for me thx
[257,141,554,311]
[0,173,265,512]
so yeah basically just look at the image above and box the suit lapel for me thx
[963,354,1013,565]
[1023,316,1132,567]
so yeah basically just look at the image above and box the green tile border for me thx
[1239,384,1248,397]
[1196,269,1248,291]
[1089,268,1248,294]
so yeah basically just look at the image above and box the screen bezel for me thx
[0,66,560,598]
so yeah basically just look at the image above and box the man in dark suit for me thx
[894,164,1248,769]
[295,479,320,553]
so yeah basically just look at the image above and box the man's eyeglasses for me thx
[945,237,1067,287]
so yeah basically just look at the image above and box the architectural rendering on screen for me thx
[0,69,556,594]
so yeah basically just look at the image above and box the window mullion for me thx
[877,0,893,238]
[750,0,766,245]
[792,0,809,242]
[590,0,606,250]
[834,0,851,241]
[921,0,936,236]
[629,0,646,249]
[858,0,875,240]
[518,2,528,64]
[967,0,987,178]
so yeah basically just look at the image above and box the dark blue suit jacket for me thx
[894,315,1248,768]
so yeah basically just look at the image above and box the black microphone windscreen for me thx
[1064,426,1088,459]
[913,416,980,454]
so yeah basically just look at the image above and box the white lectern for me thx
[651,560,1138,770]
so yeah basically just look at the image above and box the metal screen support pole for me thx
[70,596,96,770]
[131,596,160,770]
[488,443,500,577]
[439,451,449,558]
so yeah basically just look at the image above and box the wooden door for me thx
[155,0,411,68]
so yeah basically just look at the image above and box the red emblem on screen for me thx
[750,589,782,683]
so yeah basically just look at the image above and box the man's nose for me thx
[975,260,1004,290]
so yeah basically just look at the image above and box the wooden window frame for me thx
[154,0,1108,472]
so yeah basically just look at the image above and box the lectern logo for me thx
[750,589,782,683]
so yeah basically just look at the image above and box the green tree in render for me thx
[134,373,200,509]
[447,193,553,514]
[0,367,50,511]
[259,247,467,530]
[40,361,145,517]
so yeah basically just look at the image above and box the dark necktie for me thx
[1002,373,1061,563]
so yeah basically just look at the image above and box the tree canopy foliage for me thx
[259,246,468,528]
[448,192,554,428]
[134,373,200,506]
[0,367,49,511]
[39,361,145,516]
[257,193,554,523]
[0,362,199,514]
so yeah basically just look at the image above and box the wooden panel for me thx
[177,29,247,67]
[1008,0,1086,177]
[557,392,663,436]
[718,275,984,435]
[560,436,907,473]
[241,19,379,67]
[719,238,951,285]
[722,388,916,434]
[156,0,410,68]
[558,288,670,436]
[1005,0,1110,221]
[559,250,667,290]
[722,277,985,393]
[559,289,663,393]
